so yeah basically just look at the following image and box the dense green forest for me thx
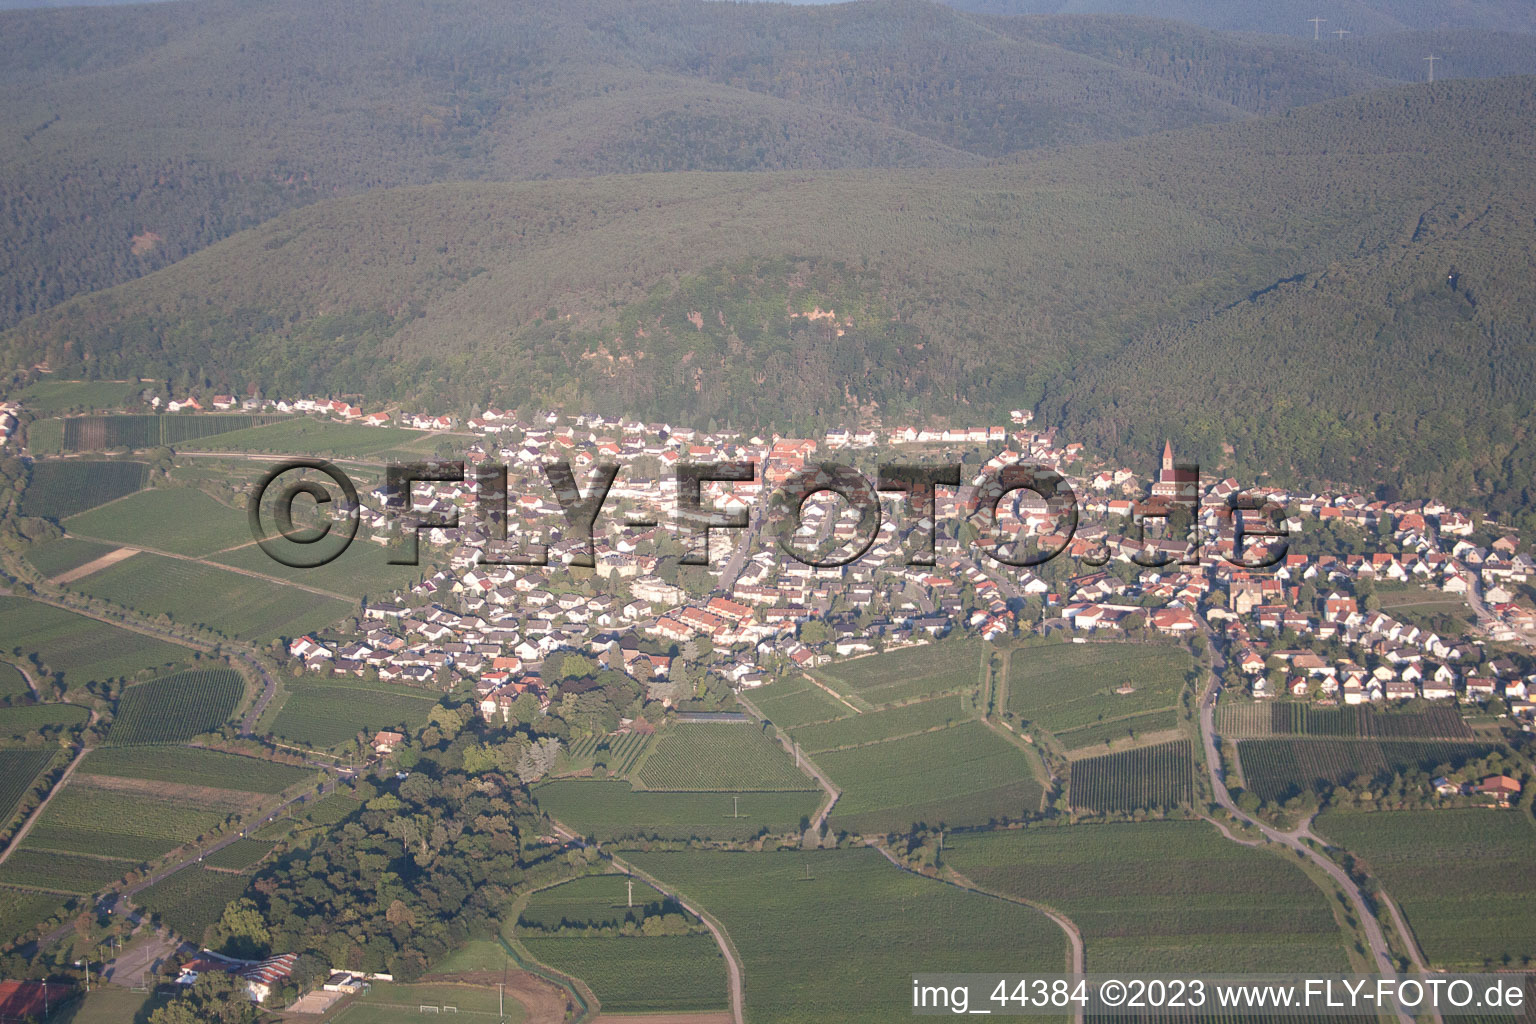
[4,0,1534,327]
[949,0,1536,37]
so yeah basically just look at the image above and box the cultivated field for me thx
[519,874,728,1014]
[816,720,1045,833]
[0,849,132,894]
[21,777,244,860]
[65,487,253,557]
[0,750,57,827]
[54,414,281,452]
[108,670,245,745]
[747,677,849,729]
[788,695,967,753]
[0,597,188,687]
[213,539,426,602]
[1237,739,1499,802]
[635,723,816,792]
[812,639,983,707]
[1006,642,1196,746]
[534,780,820,841]
[1315,808,1536,968]
[135,866,253,943]
[19,461,148,519]
[72,553,352,640]
[1218,703,1474,740]
[15,379,140,414]
[268,679,440,749]
[0,886,70,948]
[1068,741,1194,813]
[23,537,115,580]
[945,821,1350,973]
[0,664,30,702]
[81,745,312,793]
[0,704,90,742]
[201,838,277,871]
[626,848,1068,1024]
[561,732,650,776]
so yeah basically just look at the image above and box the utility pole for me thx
[733,795,739,819]
[1334,27,1350,39]
[1424,53,1439,82]
[627,879,633,908]
[499,983,504,1018]
[1309,16,1326,39]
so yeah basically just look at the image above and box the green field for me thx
[0,849,132,894]
[23,537,115,580]
[192,417,429,457]
[1006,642,1196,744]
[71,553,352,641]
[1219,703,1474,740]
[1069,741,1194,813]
[20,460,149,519]
[1315,808,1536,968]
[342,981,520,1023]
[0,597,189,688]
[945,821,1350,972]
[0,886,71,948]
[0,749,57,827]
[23,417,62,454]
[213,539,426,602]
[812,639,983,707]
[747,676,849,729]
[108,670,246,745]
[534,780,820,841]
[627,847,1068,1024]
[559,732,650,776]
[0,663,31,701]
[267,679,440,749]
[815,720,1045,833]
[65,487,258,557]
[635,723,817,791]
[80,745,312,793]
[0,703,90,742]
[136,866,253,943]
[51,414,282,451]
[16,379,141,414]
[22,779,245,860]
[201,838,277,871]
[788,694,968,753]
[518,874,729,1012]
[1237,739,1500,802]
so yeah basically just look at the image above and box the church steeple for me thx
[1161,439,1174,473]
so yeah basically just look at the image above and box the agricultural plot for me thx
[201,839,276,871]
[747,676,849,729]
[627,848,1067,1024]
[267,680,439,749]
[788,695,967,753]
[0,750,57,827]
[81,745,312,793]
[136,867,252,943]
[22,778,242,860]
[72,553,352,641]
[816,720,1045,833]
[534,780,820,841]
[519,874,679,929]
[66,487,254,557]
[0,886,70,948]
[1219,703,1473,740]
[947,821,1350,973]
[1069,741,1194,813]
[0,850,131,894]
[1315,809,1536,967]
[522,934,726,1014]
[635,723,815,791]
[1007,642,1196,743]
[0,597,187,688]
[213,540,425,602]
[0,664,30,702]
[23,537,115,580]
[19,461,148,519]
[813,639,983,707]
[108,670,245,745]
[15,379,141,414]
[56,414,279,452]
[1237,740,1499,802]
[22,417,62,454]
[0,704,89,742]
[192,417,428,457]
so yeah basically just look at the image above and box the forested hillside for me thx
[6,76,1534,513]
[5,0,1533,328]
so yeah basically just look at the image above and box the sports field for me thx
[945,821,1350,973]
[1314,808,1536,968]
[627,847,1068,1024]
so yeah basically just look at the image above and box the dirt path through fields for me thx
[48,545,137,584]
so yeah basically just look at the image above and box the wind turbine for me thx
[1424,54,1440,82]
[1308,16,1326,39]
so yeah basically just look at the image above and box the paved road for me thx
[1196,646,1417,1024]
